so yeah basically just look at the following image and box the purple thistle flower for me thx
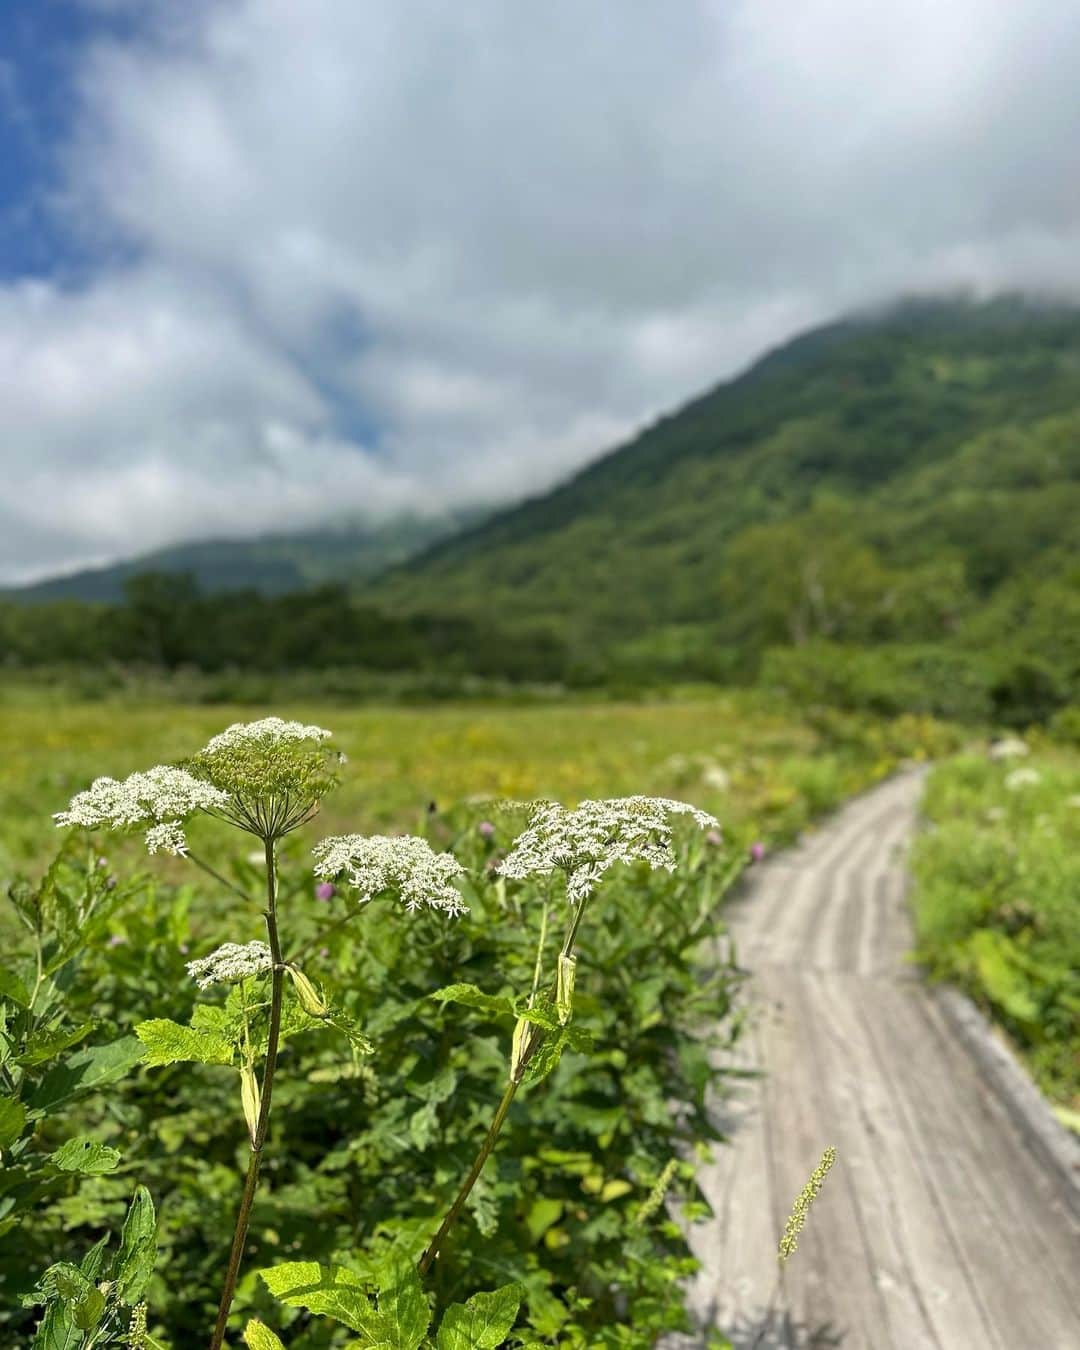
[705,829,723,847]
[477,820,496,840]
[315,881,336,901]
[749,841,766,863]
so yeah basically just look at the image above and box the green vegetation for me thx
[911,744,1080,1113]
[1,698,949,1346]
[4,512,474,605]
[375,297,1080,712]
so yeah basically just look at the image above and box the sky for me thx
[4,0,1080,583]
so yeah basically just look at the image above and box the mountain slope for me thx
[5,512,475,604]
[375,296,1080,679]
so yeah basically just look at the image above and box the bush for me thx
[760,641,993,722]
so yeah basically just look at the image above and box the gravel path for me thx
[664,769,1080,1349]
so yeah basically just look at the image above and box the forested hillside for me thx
[372,296,1080,714]
[5,296,1080,721]
[4,512,473,604]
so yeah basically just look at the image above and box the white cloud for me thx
[5,0,1080,579]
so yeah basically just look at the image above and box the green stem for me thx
[209,838,285,1350]
[561,889,591,958]
[289,902,366,963]
[418,1077,519,1276]
[528,895,551,1006]
[187,851,254,906]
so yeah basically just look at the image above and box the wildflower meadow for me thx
[6,690,1074,1346]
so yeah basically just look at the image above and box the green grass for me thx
[0,689,959,876]
[911,747,1080,1111]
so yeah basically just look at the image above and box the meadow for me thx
[1,689,965,1347]
[0,688,959,873]
[911,743,1080,1116]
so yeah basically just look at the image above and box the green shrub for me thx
[911,752,1080,1107]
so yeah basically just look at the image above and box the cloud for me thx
[5,0,1080,579]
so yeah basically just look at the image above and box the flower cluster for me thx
[497,795,719,902]
[312,834,468,915]
[779,1146,837,1262]
[54,766,229,856]
[202,718,333,754]
[187,719,342,835]
[186,941,274,990]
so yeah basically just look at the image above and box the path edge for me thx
[931,984,1080,1221]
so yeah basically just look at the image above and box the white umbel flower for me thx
[55,766,229,855]
[312,834,468,915]
[201,718,332,754]
[498,796,719,903]
[186,940,274,989]
[145,821,189,856]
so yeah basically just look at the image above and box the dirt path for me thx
[666,769,1080,1349]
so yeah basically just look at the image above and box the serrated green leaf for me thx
[30,1036,145,1114]
[436,1282,523,1350]
[0,1095,26,1150]
[511,997,559,1031]
[259,1261,383,1339]
[135,1018,235,1068]
[41,1262,106,1333]
[0,969,30,1008]
[112,1185,157,1305]
[430,984,515,1018]
[49,1133,122,1176]
[244,1320,287,1350]
[521,1029,567,1086]
[377,1257,429,1350]
[190,1003,234,1034]
[15,1021,95,1068]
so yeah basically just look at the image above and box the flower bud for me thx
[556,953,577,1026]
[240,1065,261,1148]
[510,1015,530,1081]
[286,964,330,1017]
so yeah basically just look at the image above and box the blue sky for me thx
[0,2,134,280]
[4,0,1080,584]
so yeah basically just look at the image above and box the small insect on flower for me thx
[497,795,719,903]
[312,834,468,915]
[186,941,274,990]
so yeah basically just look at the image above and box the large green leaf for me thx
[15,1021,95,1068]
[259,1262,383,1339]
[0,1095,26,1150]
[49,1133,122,1176]
[52,1264,106,1332]
[377,1258,429,1350]
[436,1283,523,1350]
[135,1018,235,1068]
[30,1035,145,1114]
[430,984,515,1018]
[30,1298,81,1350]
[112,1185,157,1305]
